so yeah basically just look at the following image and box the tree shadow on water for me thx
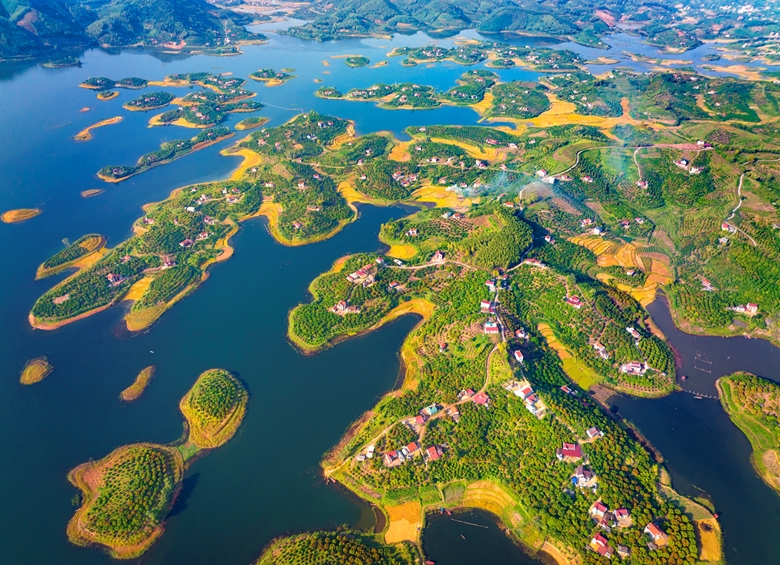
[170,473,200,517]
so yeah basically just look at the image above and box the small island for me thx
[74,116,123,141]
[80,77,148,91]
[179,368,248,449]
[36,234,106,279]
[81,189,104,198]
[249,68,295,86]
[719,373,780,494]
[1,208,41,223]
[20,357,53,385]
[345,55,369,68]
[235,116,269,131]
[43,56,81,68]
[119,366,155,402]
[123,91,175,112]
[68,368,247,559]
[98,128,233,182]
[97,91,119,101]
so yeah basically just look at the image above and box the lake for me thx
[1,27,779,565]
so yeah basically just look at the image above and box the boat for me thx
[425,561,435,564]
[694,395,703,400]
[460,534,466,540]
[681,375,687,380]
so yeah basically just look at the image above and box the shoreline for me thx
[74,116,123,141]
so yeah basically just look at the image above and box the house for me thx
[515,385,534,400]
[523,258,546,268]
[484,321,500,334]
[636,180,648,188]
[196,231,209,241]
[432,250,445,263]
[179,239,194,248]
[701,277,715,291]
[407,228,418,237]
[565,296,583,309]
[556,442,583,461]
[560,385,575,395]
[536,169,548,177]
[422,404,439,417]
[366,445,375,459]
[582,175,594,183]
[644,523,668,544]
[617,545,630,559]
[587,427,604,439]
[106,273,125,286]
[674,158,689,168]
[515,328,528,339]
[513,350,525,364]
[581,218,593,227]
[472,392,490,407]
[162,256,176,269]
[402,442,421,458]
[721,222,737,233]
[480,300,495,313]
[626,327,641,340]
[439,342,447,353]
[330,300,360,315]
[383,451,402,468]
[426,445,442,462]
[590,226,603,236]
[593,342,609,359]
[614,508,630,522]
[620,362,648,375]
[389,281,401,291]
[589,534,614,558]
[458,388,475,401]
[485,279,497,292]
[590,500,608,517]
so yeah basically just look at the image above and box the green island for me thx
[119,365,156,402]
[20,357,53,385]
[179,368,248,448]
[718,373,780,496]
[344,56,370,68]
[35,234,106,279]
[97,128,234,183]
[236,116,270,131]
[42,56,81,68]
[123,91,175,111]
[80,77,148,91]
[67,368,247,559]
[249,68,296,86]
[255,530,416,565]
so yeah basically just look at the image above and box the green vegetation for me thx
[719,373,780,495]
[123,91,174,111]
[36,234,105,279]
[180,369,248,449]
[120,366,155,402]
[68,367,245,558]
[80,77,148,91]
[345,55,369,68]
[250,68,295,85]
[98,128,232,182]
[488,81,550,119]
[255,531,416,565]
[67,444,183,559]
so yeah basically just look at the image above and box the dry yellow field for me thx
[389,141,411,161]
[694,518,722,563]
[386,244,418,259]
[538,323,572,359]
[384,501,422,544]
[460,480,515,517]
[337,180,373,205]
[124,275,154,301]
[412,184,473,209]
[430,137,500,160]
[221,139,263,181]
[328,123,356,150]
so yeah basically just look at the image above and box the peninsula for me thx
[35,234,106,279]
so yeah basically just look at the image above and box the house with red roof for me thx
[644,522,668,544]
[480,300,495,313]
[556,442,583,461]
[565,296,582,309]
[589,533,614,558]
[426,445,442,462]
[614,508,630,524]
[513,350,525,363]
[472,392,490,407]
[484,321,500,334]
[586,427,604,439]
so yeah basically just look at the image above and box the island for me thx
[97,91,119,101]
[345,55,369,68]
[249,68,296,86]
[718,373,780,495]
[74,116,123,142]
[67,368,247,559]
[20,357,53,385]
[80,77,148,91]
[97,128,234,183]
[35,234,106,279]
[119,366,155,402]
[42,56,81,68]
[123,91,175,112]
[81,189,104,199]
[1,208,41,223]
[235,116,270,131]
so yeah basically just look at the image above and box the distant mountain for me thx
[0,0,263,61]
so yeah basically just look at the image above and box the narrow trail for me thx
[725,173,756,247]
